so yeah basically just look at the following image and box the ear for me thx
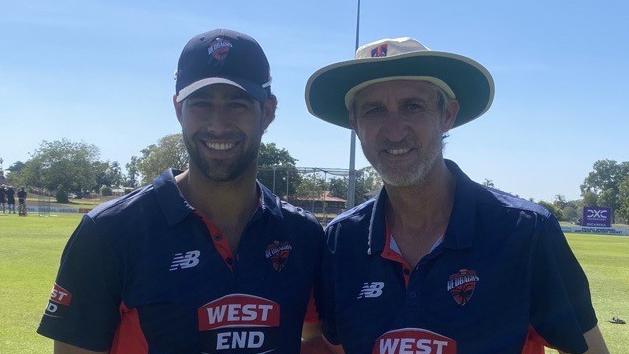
[173,95,183,124]
[441,99,460,133]
[261,94,277,130]
[348,110,359,133]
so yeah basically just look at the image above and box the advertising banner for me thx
[583,207,612,227]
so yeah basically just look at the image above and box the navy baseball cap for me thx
[175,29,272,103]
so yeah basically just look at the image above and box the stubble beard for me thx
[367,132,444,188]
[183,131,261,182]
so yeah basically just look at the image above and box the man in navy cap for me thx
[304,37,608,354]
[38,29,323,354]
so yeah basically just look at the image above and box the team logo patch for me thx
[208,37,232,61]
[197,294,280,331]
[265,241,292,271]
[372,328,457,354]
[49,283,72,305]
[198,294,280,352]
[447,269,479,306]
[44,283,72,318]
[371,44,388,57]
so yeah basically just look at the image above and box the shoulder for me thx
[275,200,326,251]
[278,199,321,227]
[323,198,376,251]
[77,183,165,244]
[479,185,550,216]
[326,198,375,230]
[87,184,157,223]
[258,182,323,236]
[471,182,557,235]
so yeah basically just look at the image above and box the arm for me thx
[54,341,108,354]
[530,215,605,354]
[557,326,609,354]
[581,326,609,354]
[301,322,345,354]
[38,215,121,352]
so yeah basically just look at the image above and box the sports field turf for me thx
[1,213,627,353]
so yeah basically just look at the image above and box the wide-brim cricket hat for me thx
[175,29,272,103]
[305,37,494,129]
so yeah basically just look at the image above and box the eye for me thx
[189,100,211,109]
[228,100,250,111]
[405,102,426,112]
[362,105,385,116]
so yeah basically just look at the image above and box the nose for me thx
[380,110,409,142]
[201,106,234,134]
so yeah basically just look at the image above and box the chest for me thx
[119,218,316,353]
[331,243,532,354]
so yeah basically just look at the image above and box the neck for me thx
[384,158,456,237]
[176,162,259,224]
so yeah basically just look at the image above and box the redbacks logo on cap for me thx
[175,29,272,104]
[265,241,292,271]
[208,37,232,62]
[447,269,479,306]
[372,328,457,354]
[371,44,388,57]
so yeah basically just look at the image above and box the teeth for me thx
[206,142,235,151]
[386,148,411,155]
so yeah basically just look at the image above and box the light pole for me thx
[347,0,360,208]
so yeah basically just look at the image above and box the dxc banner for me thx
[583,207,612,228]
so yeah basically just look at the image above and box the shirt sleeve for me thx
[37,214,122,351]
[529,214,597,354]
[314,223,341,345]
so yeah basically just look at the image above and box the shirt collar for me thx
[153,169,284,227]
[257,182,284,220]
[366,159,478,255]
[153,169,193,226]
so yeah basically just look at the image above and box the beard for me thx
[364,129,443,188]
[183,130,261,182]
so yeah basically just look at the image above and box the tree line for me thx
[3,136,627,223]
[483,160,629,224]
[2,135,382,204]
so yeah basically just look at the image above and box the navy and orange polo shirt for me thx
[317,160,597,354]
[37,169,323,354]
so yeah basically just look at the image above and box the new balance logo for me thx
[170,250,201,271]
[357,282,384,299]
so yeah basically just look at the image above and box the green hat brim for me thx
[305,51,494,129]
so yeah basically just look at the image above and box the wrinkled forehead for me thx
[352,80,442,106]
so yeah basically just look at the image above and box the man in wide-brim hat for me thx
[303,37,608,354]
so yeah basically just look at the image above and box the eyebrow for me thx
[357,95,430,109]
[227,90,255,102]
[357,101,384,111]
[400,96,430,104]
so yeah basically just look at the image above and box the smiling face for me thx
[350,80,458,187]
[175,84,276,182]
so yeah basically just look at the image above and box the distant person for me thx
[0,185,6,214]
[37,29,323,354]
[304,37,608,353]
[17,187,27,216]
[6,186,15,214]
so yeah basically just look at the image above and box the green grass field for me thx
[1,213,628,353]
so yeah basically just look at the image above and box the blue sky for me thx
[1,0,627,201]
